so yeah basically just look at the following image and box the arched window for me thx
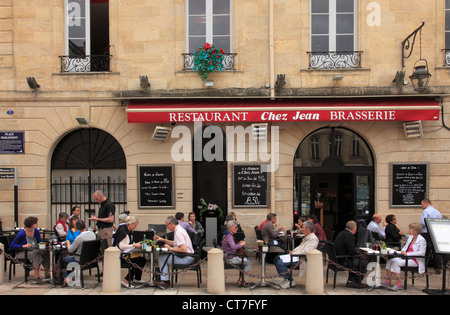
[51,128,126,226]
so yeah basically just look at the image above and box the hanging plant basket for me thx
[193,43,225,81]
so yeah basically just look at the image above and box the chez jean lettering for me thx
[169,110,397,122]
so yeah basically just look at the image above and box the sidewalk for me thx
[1,252,443,296]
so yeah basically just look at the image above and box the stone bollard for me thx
[0,243,4,284]
[207,248,225,294]
[305,249,324,294]
[102,247,121,294]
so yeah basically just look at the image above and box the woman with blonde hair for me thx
[116,216,146,288]
[383,222,427,291]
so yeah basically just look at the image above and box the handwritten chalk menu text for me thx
[233,164,270,208]
[138,164,174,208]
[390,162,429,207]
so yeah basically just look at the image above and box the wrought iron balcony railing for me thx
[307,51,362,69]
[182,52,237,71]
[59,55,112,73]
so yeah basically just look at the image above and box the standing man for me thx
[90,190,115,247]
[367,214,386,240]
[420,199,442,271]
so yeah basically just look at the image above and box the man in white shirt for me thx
[154,216,194,287]
[274,220,319,288]
[367,214,386,240]
[61,220,96,286]
[420,199,442,270]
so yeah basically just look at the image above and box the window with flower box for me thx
[184,0,236,71]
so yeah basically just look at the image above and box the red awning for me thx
[126,97,440,123]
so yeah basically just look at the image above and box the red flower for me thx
[203,43,211,50]
[220,48,225,54]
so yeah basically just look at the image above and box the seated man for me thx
[61,220,97,286]
[261,213,286,250]
[367,214,386,240]
[153,216,194,288]
[274,220,319,288]
[334,220,368,288]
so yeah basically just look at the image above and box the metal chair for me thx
[400,254,430,290]
[76,239,101,288]
[324,241,361,289]
[170,242,203,288]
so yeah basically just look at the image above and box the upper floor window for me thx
[187,0,231,53]
[62,0,110,72]
[309,0,361,69]
[445,0,450,65]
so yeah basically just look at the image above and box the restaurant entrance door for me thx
[293,127,374,234]
[192,125,227,240]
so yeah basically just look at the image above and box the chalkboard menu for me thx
[390,162,429,208]
[232,164,270,208]
[138,164,174,209]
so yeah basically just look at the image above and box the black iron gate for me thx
[51,175,127,228]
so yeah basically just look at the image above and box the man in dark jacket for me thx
[334,220,368,288]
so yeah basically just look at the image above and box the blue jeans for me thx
[62,256,79,279]
[158,253,195,281]
[274,255,292,280]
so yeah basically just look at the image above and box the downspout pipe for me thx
[269,0,275,100]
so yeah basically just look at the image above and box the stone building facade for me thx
[0,0,449,243]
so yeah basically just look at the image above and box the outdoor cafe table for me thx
[358,247,402,291]
[280,232,304,251]
[250,246,285,290]
[123,247,169,290]
[21,244,65,287]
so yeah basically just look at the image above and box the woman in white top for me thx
[383,222,427,290]
[117,216,146,288]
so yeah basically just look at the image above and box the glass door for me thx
[354,173,374,221]
[294,173,315,224]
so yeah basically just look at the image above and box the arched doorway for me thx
[293,127,374,233]
[50,128,127,227]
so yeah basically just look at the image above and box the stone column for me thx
[207,248,225,294]
[102,247,121,294]
[305,249,324,294]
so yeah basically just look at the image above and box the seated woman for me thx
[9,216,50,283]
[55,212,69,241]
[116,216,146,288]
[308,214,327,241]
[222,220,252,287]
[384,214,404,247]
[65,215,81,244]
[383,222,426,291]
[188,211,205,239]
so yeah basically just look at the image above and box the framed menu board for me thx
[389,162,429,208]
[425,218,450,254]
[137,164,174,209]
[232,164,270,208]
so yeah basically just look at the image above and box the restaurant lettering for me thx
[168,110,398,123]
